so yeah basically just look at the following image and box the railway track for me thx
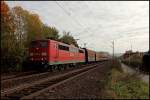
[1,71,50,91]
[1,63,101,100]
[1,63,97,91]
[1,71,37,81]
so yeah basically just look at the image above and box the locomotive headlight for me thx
[30,53,33,56]
[41,52,47,56]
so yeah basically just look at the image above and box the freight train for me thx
[25,39,109,71]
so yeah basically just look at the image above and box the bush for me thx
[103,59,149,99]
[110,59,123,72]
[111,74,149,99]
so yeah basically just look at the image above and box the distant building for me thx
[123,50,144,59]
[98,52,110,58]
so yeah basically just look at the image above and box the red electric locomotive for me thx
[28,39,85,71]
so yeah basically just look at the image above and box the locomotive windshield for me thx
[30,40,47,48]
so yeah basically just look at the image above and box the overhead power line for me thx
[55,1,94,37]
[55,1,83,27]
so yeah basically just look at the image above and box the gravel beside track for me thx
[1,72,49,91]
[35,60,111,99]
[1,64,94,91]
[1,62,103,99]
[1,71,37,81]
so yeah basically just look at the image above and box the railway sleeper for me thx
[2,64,98,99]
[5,93,25,99]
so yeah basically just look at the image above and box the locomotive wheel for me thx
[63,65,67,70]
[73,63,76,67]
[66,64,70,69]
[53,65,57,70]
[42,64,49,72]
[57,65,61,71]
[49,66,53,72]
[61,65,66,70]
[69,64,73,68]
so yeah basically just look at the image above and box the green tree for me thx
[60,31,78,47]
[41,24,59,40]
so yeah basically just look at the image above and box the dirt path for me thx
[35,61,111,99]
[121,63,149,85]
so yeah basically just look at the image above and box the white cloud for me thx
[6,1,149,53]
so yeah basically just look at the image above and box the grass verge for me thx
[102,60,149,99]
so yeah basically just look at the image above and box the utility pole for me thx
[131,43,132,51]
[129,42,132,66]
[84,43,87,48]
[112,40,114,60]
[111,40,114,65]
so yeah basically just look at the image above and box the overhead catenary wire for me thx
[54,1,111,48]
[54,1,148,53]
[55,1,83,28]
[54,1,94,37]
[54,1,94,48]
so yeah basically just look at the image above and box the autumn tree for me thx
[1,1,18,71]
[1,1,16,54]
[1,2,79,72]
[11,6,27,62]
[11,7,40,47]
[12,6,60,46]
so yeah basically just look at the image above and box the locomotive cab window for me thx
[58,45,69,51]
[30,40,47,48]
[40,41,47,47]
[30,41,37,48]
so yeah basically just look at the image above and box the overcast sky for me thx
[6,1,149,53]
